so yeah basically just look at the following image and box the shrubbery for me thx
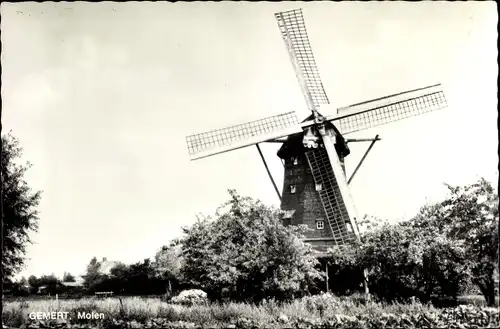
[7,179,497,310]
[170,289,208,306]
[326,225,470,303]
[179,190,322,303]
[171,179,497,307]
[325,178,499,306]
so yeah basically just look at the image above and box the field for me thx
[2,294,499,329]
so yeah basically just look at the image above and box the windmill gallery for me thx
[186,9,447,254]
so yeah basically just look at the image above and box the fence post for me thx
[325,261,329,293]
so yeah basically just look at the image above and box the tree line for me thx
[83,182,498,306]
[326,178,498,306]
[5,272,76,296]
[2,132,498,306]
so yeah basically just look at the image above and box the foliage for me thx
[153,241,184,297]
[360,223,431,301]
[80,257,171,295]
[154,240,183,281]
[83,257,107,292]
[180,189,322,303]
[408,178,499,306]
[170,289,208,306]
[325,244,364,295]
[63,272,76,282]
[108,259,166,295]
[2,295,499,328]
[327,222,431,301]
[356,214,389,233]
[3,278,30,297]
[1,132,42,282]
[325,178,498,306]
[26,274,61,295]
[421,236,469,301]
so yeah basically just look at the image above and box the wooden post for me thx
[363,268,370,298]
[347,135,379,185]
[256,144,281,201]
[340,157,346,176]
[345,137,381,143]
[325,261,329,293]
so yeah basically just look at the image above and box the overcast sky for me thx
[2,1,497,279]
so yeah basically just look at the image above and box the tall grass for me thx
[2,294,499,328]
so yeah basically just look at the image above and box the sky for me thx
[1,1,498,279]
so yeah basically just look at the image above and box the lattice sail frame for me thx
[185,84,446,160]
[275,9,330,112]
[335,85,447,135]
[186,111,299,157]
[186,8,447,161]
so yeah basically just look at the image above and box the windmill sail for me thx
[305,147,356,245]
[276,8,362,245]
[186,111,301,160]
[334,84,447,135]
[275,9,330,111]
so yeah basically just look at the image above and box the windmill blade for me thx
[333,84,447,135]
[305,147,357,245]
[275,9,330,112]
[186,111,301,160]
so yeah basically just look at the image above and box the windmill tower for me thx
[185,9,447,253]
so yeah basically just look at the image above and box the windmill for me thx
[185,9,447,253]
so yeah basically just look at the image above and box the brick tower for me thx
[277,116,354,252]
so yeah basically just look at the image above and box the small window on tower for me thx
[316,220,325,230]
[290,185,296,194]
[315,183,322,191]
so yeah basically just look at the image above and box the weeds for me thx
[2,294,499,328]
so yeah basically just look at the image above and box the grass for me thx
[458,294,500,306]
[2,293,499,328]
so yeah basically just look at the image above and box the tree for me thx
[104,259,165,295]
[421,236,469,303]
[359,223,430,302]
[19,276,28,286]
[62,272,76,282]
[1,133,42,282]
[180,190,322,303]
[83,257,107,292]
[5,276,30,296]
[126,258,164,295]
[335,178,498,305]
[26,274,61,295]
[325,244,365,296]
[153,240,184,297]
[28,275,38,293]
[326,210,470,303]
[409,178,499,306]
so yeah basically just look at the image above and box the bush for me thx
[180,190,322,303]
[422,236,469,301]
[325,221,473,305]
[325,245,365,296]
[170,289,208,306]
[326,224,423,302]
[2,307,25,328]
